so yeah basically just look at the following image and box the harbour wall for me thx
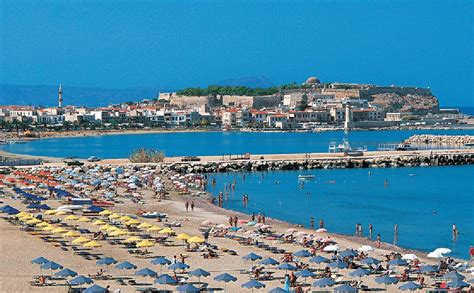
[163,152,474,174]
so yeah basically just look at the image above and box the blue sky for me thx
[1,0,472,105]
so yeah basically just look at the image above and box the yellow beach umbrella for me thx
[63,231,81,237]
[123,236,142,243]
[120,215,133,222]
[99,224,112,231]
[64,215,79,221]
[125,219,140,226]
[108,213,121,219]
[98,210,112,216]
[136,240,154,248]
[26,218,42,225]
[19,215,33,221]
[109,230,127,237]
[42,225,55,231]
[137,222,153,229]
[52,227,67,234]
[72,236,90,244]
[147,226,162,232]
[55,211,67,216]
[36,222,50,227]
[83,240,101,248]
[92,220,106,226]
[106,226,120,232]
[187,236,205,244]
[16,211,30,218]
[159,227,174,235]
[176,233,191,241]
[77,216,91,223]
[44,210,57,215]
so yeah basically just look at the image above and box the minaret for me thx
[58,84,63,108]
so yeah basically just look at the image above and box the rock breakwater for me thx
[404,135,474,146]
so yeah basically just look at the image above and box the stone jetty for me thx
[163,151,474,174]
[404,134,474,146]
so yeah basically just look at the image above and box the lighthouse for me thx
[58,84,63,108]
[344,102,352,131]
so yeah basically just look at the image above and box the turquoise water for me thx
[207,166,474,259]
[3,129,474,158]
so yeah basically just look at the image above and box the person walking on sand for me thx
[310,217,314,229]
[319,219,324,229]
[369,224,373,240]
[190,201,195,212]
[376,234,381,248]
[185,201,189,212]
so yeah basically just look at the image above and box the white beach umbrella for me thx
[402,254,418,261]
[323,245,340,252]
[433,248,452,254]
[286,228,298,233]
[358,245,375,252]
[315,228,327,233]
[427,251,444,258]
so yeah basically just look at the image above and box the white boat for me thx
[298,175,315,180]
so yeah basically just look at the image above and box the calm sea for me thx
[207,166,474,259]
[3,129,474,158]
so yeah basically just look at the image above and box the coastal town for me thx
[1,78,471,139]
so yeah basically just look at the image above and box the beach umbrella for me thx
[69,275,93,286]
[55,268,78,278]
[268,287,290,293]
[98,210,112,216]
[443,271,466,280]
[214,273,237,293]
[310,255,329,264]
[31,257,49,264]
[176,233,191,241]
[295,269,316,285]
[96,257,117,266]
[323,244,340,252]
[467,278,474,284]
[187,236,205,244]
[99,224,112,231]
[398,281,422,291]
[136,239,155,248]
[155,273,177,290]
[340,249,358,258]
[176,283,200,292]
[159,227,175,234]
[36,222,50,227]
[83,240,101,248]
[147,225,162,232]
[41,261,63,271]
[92,220,106,226]
[401,254,418,261]
[293,250,312,258]
[108,213,120,219]
[388,258,408,266]
[316,228,327,233]
[109,229,127,237]
[125,219,140,226]
[434,248,452,254]
[260,257,279,266]
[360,257,380,265]
[427,251,444,258]
[137,222,153,229]
[135,267,158,278]
[63,231,81,237]
[447,279,469,289]
[328,260,347,269]
[72,236,90,244]
[349,268,370,278]
[44,210,57,215]
[52,227,67,234]
[375,274,398,290]
[26,218,42,225]
[83,284,106,293]
[123,236,142,243]
[189,268,210,284]
[116,261,137,270]
[151,256,171,271]
[313,277,336,288]
[169,262,190,271]
[106,226,119,232]
[64,215,79,221]
[333,284,358,293]
[242,279,266,291]
[357,245,374,252]
[119,215,133,221]
[419,265,438,274]
[243,252,263,261]
[277,263,297,272]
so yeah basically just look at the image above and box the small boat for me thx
[298,175,315,180]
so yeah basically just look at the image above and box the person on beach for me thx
[369,224,373,240]
[310,217,314,229]
[452,224,458,240]
[190,201,195,211]
[185,201,189,212]
[355,224,359,236]
[251,212,255,222]
[262,214,266,224]
[394,224,399,244]
[377,234,381,248]
[229,216,233,226]
[319,219,324,229]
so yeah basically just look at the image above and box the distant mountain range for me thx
[0,84,169,107]
[0,76,274,107]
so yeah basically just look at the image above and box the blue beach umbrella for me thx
[151,256,171,266]
[333,283,358,292]
[349,268,371,278]
[214,273,237,293]
[260,257,279,266]
[31,257,49,265]
[293,250,312,258]
[169,262,190,271]
[242,279,266,290]
[268,288,289,293]
[243,252,263,261]
[84,284,106,293]
[419,265,438,274]
[295,269,316,278]
[96,257,117,266]
[41,261,63,271]
[155,274,177,285]
[310,255,329,264]
[189,268,210,283]
[328,260,347,269]
[54,268,78,278]
[313,277,335,288]
[69,275,93,285]
[176,283,200,292]
[398,281,422,291]
[388,258,408,266]
[339,249,358,258]
[375,275,399,285]
[448,279,469,288]
[443,271,466,280]
[115,261,137,270]
[277,263,297,272]
[360,257,380,265]
[135,268,158,278]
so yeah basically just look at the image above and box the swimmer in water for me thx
[432,210,437,215]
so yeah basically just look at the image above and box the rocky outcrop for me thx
[370,93,439,115]
[162,152,474,174]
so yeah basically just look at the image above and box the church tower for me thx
[58,84,63,108]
